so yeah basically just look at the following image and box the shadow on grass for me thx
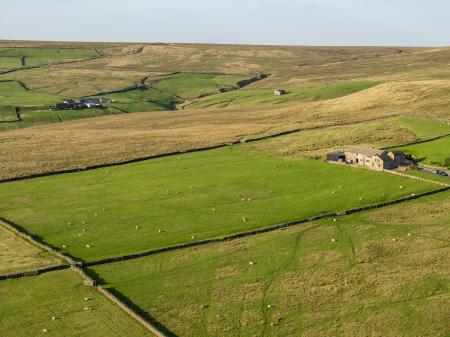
[85,267,180,337]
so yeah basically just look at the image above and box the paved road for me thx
[418,166,450,178]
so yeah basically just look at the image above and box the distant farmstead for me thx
[274,88,286,96]
[327,146,411,171]
[55,97,112,110]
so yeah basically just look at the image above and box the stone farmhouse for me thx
[327,146,410,171]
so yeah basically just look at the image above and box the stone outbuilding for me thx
[274,88,286,96]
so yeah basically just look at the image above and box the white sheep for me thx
[86,244,90,248]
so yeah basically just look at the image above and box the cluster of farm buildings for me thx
[55,97,113,110]
[327,146,413,171]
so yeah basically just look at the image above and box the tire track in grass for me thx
[260,224,319,336]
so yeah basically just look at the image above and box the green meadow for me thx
[0,108,115,132]
[90,191,450,337]
[0,270,153,337]
[100,86,182,112]
[0,146,435,262]
[394,137,450,168]
[396,117,450,140]
[184,82,376,109]
[0,47,98,68]
[0,81,61,105]
[151,72,246,99]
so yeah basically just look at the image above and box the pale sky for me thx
[1,0,449,46]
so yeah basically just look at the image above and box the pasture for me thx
[183,82,376,109]
[0,225,59,275]
[393,137,450,168]
[0,270,154,337]
[90,190,450,337]
[150,72,247,99]
[0,81,60,105]
[0,47,98,69]
[0,146,435,262]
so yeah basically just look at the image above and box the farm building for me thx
[55,99,82,110]
[328,146,410,171]
[274,88,286,96]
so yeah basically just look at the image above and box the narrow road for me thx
[418,166,450,178]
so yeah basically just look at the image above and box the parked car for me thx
[436,170,448,176]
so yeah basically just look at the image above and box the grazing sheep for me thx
[392,238,397,242]
[84,297,90,301]
[135,226,139,229]
[86,244,90,248]
[242,217,248,222]
[158,229,162,233]
[62,244,66,248]
[331,238,336,242]
[52,316,56,321]
[42,328,48,333]
[191,235,195,239]
[249,261,254,265]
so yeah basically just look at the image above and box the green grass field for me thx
[0,81,61,105]
[151,73,247,99]
[0,108,115,132]
[0,146,435,262]
[0,270,153,337]
[184,82,376,109]
[101,86,182,112]
[90,190,450,337]
[396,117,450,140]
[393,137,450,168]
[0,47,98,69]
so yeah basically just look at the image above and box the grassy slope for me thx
[101,86,182,112]
[0,81,61,105]
[0,146,435,261]
[393,137,450,168]
[0,226,59,274]
[151,73,247,99]
[184,82,376,109]
[0,108,116,132]
[396,117,450,140]
[247,116,450,159]
[0,47,98,69]
[0,270,154,337]
[91,190,450,337]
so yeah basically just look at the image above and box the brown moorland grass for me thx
[0,100,401,179]
[1,42,450,178]
[1,78,450,180]
[0,225,59,275]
